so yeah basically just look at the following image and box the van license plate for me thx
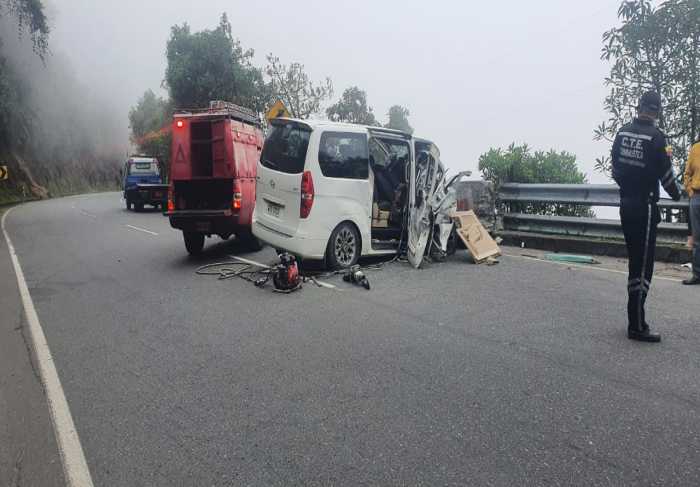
[267,204,281,217]
[195,221,211,232]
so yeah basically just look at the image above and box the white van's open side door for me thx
[407,144,440,268]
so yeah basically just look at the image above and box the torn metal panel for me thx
[406,143,470,267]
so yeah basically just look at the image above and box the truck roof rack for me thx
[175,101,261,126]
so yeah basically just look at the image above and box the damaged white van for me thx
[252,118,466,268]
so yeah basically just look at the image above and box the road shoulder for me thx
[0,206,65,487]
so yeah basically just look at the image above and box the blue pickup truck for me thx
[121,157,169,211]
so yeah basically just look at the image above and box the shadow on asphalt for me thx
[170,237,271,270]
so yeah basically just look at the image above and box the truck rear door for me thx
[255,120,312,236]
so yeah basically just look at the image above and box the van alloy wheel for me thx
[334,227,357,267]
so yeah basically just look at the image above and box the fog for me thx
[49,0,624,184]
[0,4,125,197]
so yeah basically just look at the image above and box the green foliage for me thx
[129,89,170,141]
[595,0,700,176]
[0,3,123,201]
[0,53,33,149]
[385,105,413,134]
[128,89,172,179]
[0,0,49,56]
[164,13,266,112]
[479,143,594,217]
[264,54,333,119]
[326,86,378,125]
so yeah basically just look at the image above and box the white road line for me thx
[79,210,97,219]
[228,254,339,289]
[508,253,683,283]
[125,224,159,236]
[2,207,95,487]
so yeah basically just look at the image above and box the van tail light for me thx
[300,170,314,219]
[232,180,242,210]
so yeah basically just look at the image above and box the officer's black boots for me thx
[628,328,662,343]
[682,276,700,285]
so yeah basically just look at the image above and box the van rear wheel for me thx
[326,222,360,269]
[183,232,205,255]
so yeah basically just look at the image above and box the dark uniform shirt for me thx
[611,118,681,202]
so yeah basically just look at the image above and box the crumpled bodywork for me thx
[407,145,470,268]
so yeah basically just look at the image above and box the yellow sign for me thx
[265,100,291,122]
[0,165,7,180]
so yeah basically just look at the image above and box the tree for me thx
[128,89,172,176]
[0,0,49,149]
[129,89,170,141]
[595,0,700,176]
[479,143,594,217]
[326,86,378,125]
[264,54,333,119]
[0,0,49,56]
[164,13,266,112]
[385,105,413,134]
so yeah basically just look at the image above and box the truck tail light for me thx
[232,180,242,210]
[167,183,175,211]
[176,120,184,128]
[300,170,314,219]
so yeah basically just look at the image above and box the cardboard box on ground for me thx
[452,210,501,263]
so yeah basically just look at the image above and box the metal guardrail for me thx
[499,183,689,209]
[498,183,689,244]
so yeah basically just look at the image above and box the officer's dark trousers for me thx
[620,199,660,332]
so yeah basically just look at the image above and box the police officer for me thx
[612,91,681,343]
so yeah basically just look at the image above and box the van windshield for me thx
[261,123,311,174]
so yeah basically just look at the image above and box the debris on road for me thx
[451,210,501,263]
[196,253,302,293]
[343,265,371,290]
[270,253,302,292]
[544,254,601,265]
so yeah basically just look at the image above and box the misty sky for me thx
[47,0,627,184]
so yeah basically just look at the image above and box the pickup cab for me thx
[122,157,168,211]
[166,101,264,255]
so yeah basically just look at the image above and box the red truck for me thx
[166,101,264,255]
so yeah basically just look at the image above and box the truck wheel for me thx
[126,199,132,211]
[325,222,360,269]
[183,232,205,255]
[238,230,263,252]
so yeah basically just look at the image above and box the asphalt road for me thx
[3,192,700,486]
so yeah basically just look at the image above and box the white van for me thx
[252,118,454,268]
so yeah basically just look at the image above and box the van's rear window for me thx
[261,123,311,174]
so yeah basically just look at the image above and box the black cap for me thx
[639,91,662,113]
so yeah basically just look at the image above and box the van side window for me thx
[319,132,369,180]
[261,123,311,174]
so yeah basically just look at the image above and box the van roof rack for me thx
[175,100,260,126]
[367,126,412,140]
